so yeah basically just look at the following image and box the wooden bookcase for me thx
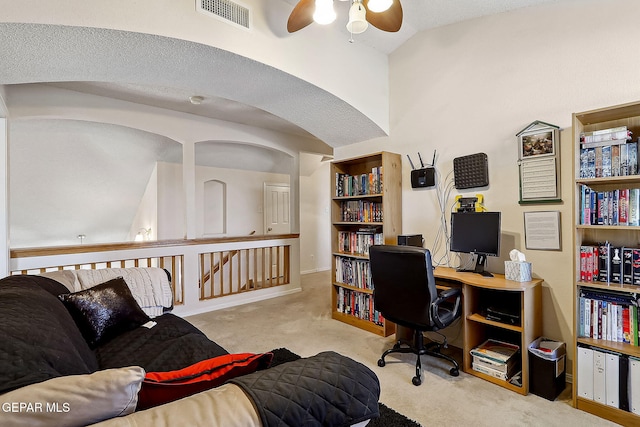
[572,101,640,425]
[330,152,402,337]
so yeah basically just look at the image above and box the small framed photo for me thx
[520,129,556,159]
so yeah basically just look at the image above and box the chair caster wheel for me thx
[412,376,422,386]
[377,359,386,367]
[450,368,459,377]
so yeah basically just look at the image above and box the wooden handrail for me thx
[10,233,300,258]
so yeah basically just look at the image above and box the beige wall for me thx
[335,0,640,373]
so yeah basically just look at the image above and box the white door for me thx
[264,183,290,235]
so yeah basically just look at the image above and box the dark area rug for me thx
[268,348,421,427]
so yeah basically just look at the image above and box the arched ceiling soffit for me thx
[10,119,183,165]
[6,83,332,157]
[195,140,293,174]
[0,23,386,147]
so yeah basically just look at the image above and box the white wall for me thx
[335,0,640,369]
[5,85,316,247]
[299,156,331,273]
[128,164,159,241]
[157,162,290,239]
[0,117,7,276]
[156,162,185,240]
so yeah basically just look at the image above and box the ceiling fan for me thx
[287,0,403,35]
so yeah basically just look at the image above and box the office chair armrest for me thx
[431,287,462,329]
[437,287,461,300]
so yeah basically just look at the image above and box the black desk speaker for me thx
[398,235,423,247]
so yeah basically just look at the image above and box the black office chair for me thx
[369,245,462,386]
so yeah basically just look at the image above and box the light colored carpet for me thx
[186,271,615,427]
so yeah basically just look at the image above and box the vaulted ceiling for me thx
[2,0,568,146]
[0,0,572,247]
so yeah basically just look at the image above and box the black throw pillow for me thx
[0,276,99,394]
[59,277,150,348]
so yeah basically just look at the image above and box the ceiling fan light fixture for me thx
[367,0,392,13]
[346,1,368,34]
[313,0,337,25]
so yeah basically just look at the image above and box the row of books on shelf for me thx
[578,125,637,178]
[577,345,640,414]
[337,229,383,256]
[470,339,521,382]
[579,185,640,226]
[338,200,383,223]
[336,287,383,325]
[335,167,383,197]
[578,288,640,345]
[335,256,373,290]
[579,142,638,179]
[579,243,640,285]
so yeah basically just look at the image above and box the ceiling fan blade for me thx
[287,0,315,33]
[363,0,403,32]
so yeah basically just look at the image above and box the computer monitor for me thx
[449,211,501,277]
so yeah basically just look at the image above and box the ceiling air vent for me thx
[197,0,250,29]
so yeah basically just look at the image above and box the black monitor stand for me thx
[456,254,494,277]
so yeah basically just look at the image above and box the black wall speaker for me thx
[453,153,489,189]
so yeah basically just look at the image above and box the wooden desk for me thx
[398,267,542,395]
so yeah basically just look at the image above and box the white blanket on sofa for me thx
[74,268,173,318]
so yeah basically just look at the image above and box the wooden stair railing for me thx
[199,242,291,301]
[200,231,255,286]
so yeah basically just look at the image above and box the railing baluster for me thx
[253,248,258,290]
[284,245,290,283]
[276,245,281,286]
[244,249,250,291]
[239,250,242,291]
[200,253,205,300]
[228,250,233,295]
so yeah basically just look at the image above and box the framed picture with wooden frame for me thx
[519,128,556,159]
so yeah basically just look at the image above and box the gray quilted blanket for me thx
[230,351,380,427]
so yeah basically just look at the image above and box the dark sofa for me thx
[0,271,380,427]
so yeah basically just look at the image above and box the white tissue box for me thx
[504,261,532,282]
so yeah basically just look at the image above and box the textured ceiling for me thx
[0,23,384,148]
[283,0,564,54]
[1,0,573,247]
[45,82,317,139]
[2,1,569,147]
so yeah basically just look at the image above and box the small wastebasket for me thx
[528,337,566,401]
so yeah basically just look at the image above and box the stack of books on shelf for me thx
[578,288,640,345]
[578,185,640,226]
[579,126,637,178]
[335,167,383,197]
[579,243,640,285]
[336,287,383,325]
[337,228,383,256]
[339,200,383,223]
[577,345,640,414]
[470,339,520,381]
[335,256,372,290]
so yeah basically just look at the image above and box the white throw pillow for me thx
[0,366,145,427]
